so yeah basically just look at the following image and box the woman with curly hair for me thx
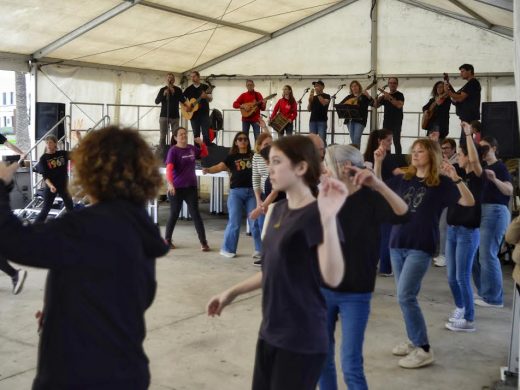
[377,138,474,369]
[0,126,168,389]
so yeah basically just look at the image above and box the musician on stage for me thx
[155,72,183,159]
[339,80,374,147]
[233,80,265,141]
[422,81,451,140]
[270,85,297,136]
[444,64,481,144]
[372,77,405,155]
[183,71,213,146]
[308,80,330,145]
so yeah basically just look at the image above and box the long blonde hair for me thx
[403,138,442,187]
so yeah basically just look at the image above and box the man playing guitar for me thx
[182,71,213,146]
[232,80,266,141]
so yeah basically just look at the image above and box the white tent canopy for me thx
[0,0,513,74]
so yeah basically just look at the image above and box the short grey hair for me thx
[325,144,364,178]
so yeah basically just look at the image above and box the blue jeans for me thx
[390,248,431,347]
[222,187,261,254]
[379,223,392,274]
[309,121,327,145]
[242,121,261,141]
[446,225,480,321]
[319,289,371,390]
[473,203,510,305]
[346,121,365,147]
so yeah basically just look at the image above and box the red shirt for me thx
[233,91,265,122]
[270,97,297,122]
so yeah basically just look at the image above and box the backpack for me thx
[210,109,223,131]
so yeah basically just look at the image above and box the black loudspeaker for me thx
[481,102,520,159]
[201,144,230,167]
[36,102,66,140]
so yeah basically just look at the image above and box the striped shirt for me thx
[252,153,269,194]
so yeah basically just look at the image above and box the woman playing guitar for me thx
[421,78,451,140]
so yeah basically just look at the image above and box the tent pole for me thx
[370,0,379,131]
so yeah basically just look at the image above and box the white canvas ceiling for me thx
[0,0,514,74]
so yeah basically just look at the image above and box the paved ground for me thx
[0,201,516,389]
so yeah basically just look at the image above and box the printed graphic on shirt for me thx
[46,155,67,169]
[234,158,252,171]
[402,186,427,212]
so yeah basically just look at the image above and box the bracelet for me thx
[453,178,463,184]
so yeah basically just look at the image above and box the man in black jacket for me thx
[155,72,183,158]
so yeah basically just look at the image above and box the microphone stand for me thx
[296,89,310,134]
[330,85,345,144]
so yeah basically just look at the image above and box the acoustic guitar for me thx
[181,80,215,121]
[343,79,378,105]
[240,93,277,117]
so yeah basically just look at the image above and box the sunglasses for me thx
[237,137,249,142]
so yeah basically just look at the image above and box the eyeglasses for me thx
[237,137,249,142]
[441,146,452,150]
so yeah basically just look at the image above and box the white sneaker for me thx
[219,250,236,258]
[12,269,27,295]
[398,347,435,368]
[448,307,465,322]
[474,298,503,308]
[433,255,446,267]
[252,251,262,259]
[445,319,475,332]
[392,341,414,356]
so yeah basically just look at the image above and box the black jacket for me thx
[0,182,168,390]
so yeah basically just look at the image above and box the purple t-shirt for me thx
[387,174,460,254]
[165,145,201,188]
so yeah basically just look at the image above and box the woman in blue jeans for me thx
[445,123,486,332]
[382,139,474,369]
[202,132,261,258]
[338,80,374,147]
[319,145,409,390]
[473,136,513,307]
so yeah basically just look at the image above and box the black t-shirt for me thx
[455,78,481,122]
[326,188,409,293]
[260,200,327,354]
[387,175,460,254]
[0,133,6,144]
[482,160,512,206]
[447,166,486,228]
[309,93,331,122]
[381,153,400,181]
[183,84,211,117]
[224,153,253,189]
[38,150,69,187]
[422,97,452,137]
[155,86,184,119]
[381,91,404,130]
[339,94,373,127]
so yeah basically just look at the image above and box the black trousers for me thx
[190,115,211,146]
[0,256,16,277]
[35,185,74,223]
[252,339,326,390]
[390,125,403,155]
[165,186,207,245]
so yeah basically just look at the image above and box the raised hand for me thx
[317,176,348,222]
[461,121,472,136]
[348,166,383,190]
[441,161,460,181]
[374,145,386,164]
